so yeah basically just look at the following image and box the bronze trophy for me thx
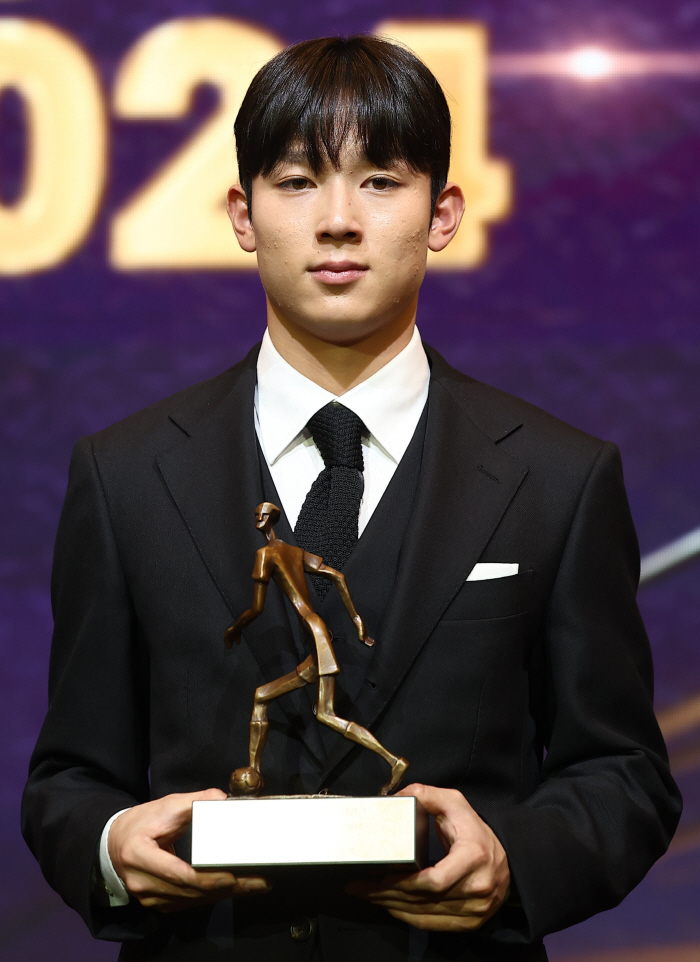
[190,503,422,874]
[226,501,408,797]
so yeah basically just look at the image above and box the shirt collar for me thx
[255,326,430,465]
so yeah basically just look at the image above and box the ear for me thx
[428,183,465,252]
[227,184,256,253]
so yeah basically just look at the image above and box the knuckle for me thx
[199,788,225,802]
[469,878,496,898]
[127,877,148,896]
[138,895,163,909]
[120,844,137,867]
[470,841,489,864]
[418,875,444,895]
[201,874,224,891]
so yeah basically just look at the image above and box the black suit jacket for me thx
[22,344,681,961]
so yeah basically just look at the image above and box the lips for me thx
[309,261,368,285]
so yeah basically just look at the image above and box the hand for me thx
[347,783,510,932]
[224,623,243,648]
[108,789,271,912]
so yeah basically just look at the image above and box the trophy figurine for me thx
[224,501,409,797]
[189,503,421,874]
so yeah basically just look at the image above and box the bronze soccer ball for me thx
[229,766,263,796]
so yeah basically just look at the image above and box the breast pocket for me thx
[442,569,531,621]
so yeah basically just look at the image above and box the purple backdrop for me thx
[2,1,700,959]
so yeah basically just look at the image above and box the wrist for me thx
[99,809,131,907]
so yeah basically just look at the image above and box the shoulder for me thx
[303,552,324,572]
[425,343,607,472]
[84,344,260,464]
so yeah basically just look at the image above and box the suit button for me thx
[290,916,315,941]
[312,702,317,715]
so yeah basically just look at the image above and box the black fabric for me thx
[21,343,682,961]
[314,400,428,712]
[258,403,429,771]
[294,402,366,600]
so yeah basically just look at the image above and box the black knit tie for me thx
[294,402,365,600]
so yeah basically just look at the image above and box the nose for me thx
[315,182,362,244]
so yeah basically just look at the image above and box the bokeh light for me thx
[566,45,617,80]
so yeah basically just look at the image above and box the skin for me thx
[108,790,269,912]
[110,141,511,927]
[347,784,511,931]
[227,143,464,394]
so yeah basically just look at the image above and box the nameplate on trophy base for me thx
[191,795,423,872]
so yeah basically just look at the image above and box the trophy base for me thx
[191,794,425,873]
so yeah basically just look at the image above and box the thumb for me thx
[157,788,228,841]
[192,788,228,802]
[397,783,473,819]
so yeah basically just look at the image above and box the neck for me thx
[266,303,417,395]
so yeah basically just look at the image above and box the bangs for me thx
[235,36,451,208]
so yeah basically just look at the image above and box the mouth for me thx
[308,261,369,285]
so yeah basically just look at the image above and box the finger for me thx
[347,871,415,892]
[351,878,485,906]
[398,840,484,894]
[128,871,233,901]
[113,789,229,852]
[158,875,270,910]
[143,884,255,913]
[125,842,239,892]
[346,873,417,901]
[383,908,485,932]
[153,789,228,841]
[353,848,477,900]
[397,783,472,822]
[348,875,446,902]
[351,869,474,899]
[357,893,493,915]
[132,872,269,904]
[125,865,271,912]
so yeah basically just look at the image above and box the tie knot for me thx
[307,402,365,470]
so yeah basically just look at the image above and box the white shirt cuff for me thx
[99,809,131,907]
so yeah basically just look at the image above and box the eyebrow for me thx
[275,149,309,167]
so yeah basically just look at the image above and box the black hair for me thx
[234,35,451,215]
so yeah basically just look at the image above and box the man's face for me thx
[231,144,435,346]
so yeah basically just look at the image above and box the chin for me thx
[292,314,384,346]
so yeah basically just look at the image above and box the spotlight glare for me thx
[566,46,617,80]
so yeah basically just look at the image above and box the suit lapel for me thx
[154,349,323,761]
[317,359,528,790]
[155,352,262,623]
[152,343,529,791]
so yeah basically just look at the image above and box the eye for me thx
[368,176,398,191]
[279,176,311,191]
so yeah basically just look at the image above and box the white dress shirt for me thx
[99,326,430,906]
[255,325,430,533]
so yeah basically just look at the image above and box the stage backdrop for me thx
[2,2,699,960]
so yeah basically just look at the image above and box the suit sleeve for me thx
[484,441,682,940]
[21,437,159,941]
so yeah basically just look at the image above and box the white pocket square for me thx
[466,563,519,581]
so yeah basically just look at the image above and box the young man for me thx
[22,35,680,962]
